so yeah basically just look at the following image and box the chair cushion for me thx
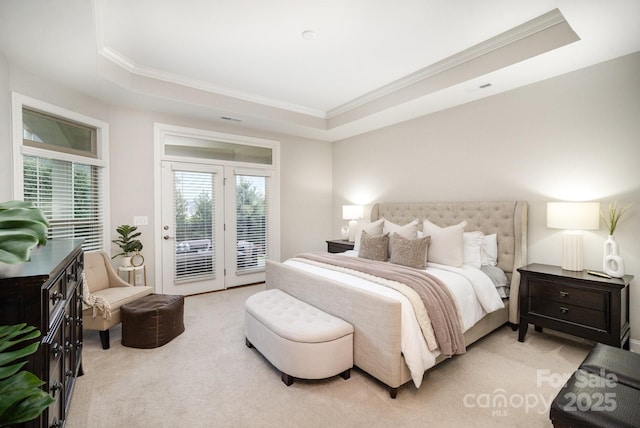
[579,343,640,390]
[84,252,110,292]
[550,368,640,427]
[88,286,153,311]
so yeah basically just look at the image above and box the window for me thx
[12,93,110,252]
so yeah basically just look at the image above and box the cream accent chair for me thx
[83,252,153,349]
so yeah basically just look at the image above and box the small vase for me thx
[603,235,625,278]
[340,226,349,240]
[121,256,133,267]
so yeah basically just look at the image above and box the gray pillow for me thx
[390,233,430,270]
[358,230,389,261]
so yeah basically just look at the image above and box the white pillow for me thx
[383,219,418,257]
[353,218,384,252]
[481,233,498,266]
[422,219,467,267]
[463,231,484,269]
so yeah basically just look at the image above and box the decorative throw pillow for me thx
[353,218,385,252]
[390,233,430,270]
[383,219,419,258]
[463,231,484,269]
[481,233,498,266]
[358,230,389,261]
[422,219,467,267]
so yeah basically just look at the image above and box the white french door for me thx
[160,162,276,295]
[161,161,225,295]
[224,167,272,287]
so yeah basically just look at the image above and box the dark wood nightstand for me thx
[326,239,355,253]
[517,263,633,348]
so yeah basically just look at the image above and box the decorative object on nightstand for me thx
[342,205,363,242]
[601,201,632,278]
[517,263,634,348]
[546,202,600,271]
[340,226,349,240]
[326,239,355,253]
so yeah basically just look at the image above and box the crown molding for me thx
[327,8,568,118]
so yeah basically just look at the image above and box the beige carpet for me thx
[66,283,592,428]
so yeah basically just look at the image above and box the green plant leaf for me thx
[0,325,50,426]
[0,361,27,381]
[0,388,54,426]
[0,230,41,264]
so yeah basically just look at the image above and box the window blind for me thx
[235,174,268,273]
[23,156,104,252]
[173,170,216,282]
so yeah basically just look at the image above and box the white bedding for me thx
[284,251,504,388]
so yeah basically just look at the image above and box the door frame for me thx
[153,123,280,294]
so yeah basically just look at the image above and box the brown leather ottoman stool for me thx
[121,294,185,348]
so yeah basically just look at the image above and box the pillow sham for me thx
[422,219,467,267]
[481,233,498,266]
[353,218,384,252]
[390,233,430,270]
[358,230,389,261]
[383,219,419,258]
[463,231,484,269]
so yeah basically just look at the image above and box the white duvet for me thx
[284,251,504,388]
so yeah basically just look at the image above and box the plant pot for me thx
[121,256,133,267]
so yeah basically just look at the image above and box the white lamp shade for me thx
[547,202,600,230]
[342,205,363,220]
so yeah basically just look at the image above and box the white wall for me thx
[0,67,333,288]
[333,52,640,346]
[107,107,333,287]
[0,53,12,202]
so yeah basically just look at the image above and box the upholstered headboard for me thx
[370,201,528,323]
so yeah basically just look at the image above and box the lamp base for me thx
[562,231,583,271]
[348,219,358,242]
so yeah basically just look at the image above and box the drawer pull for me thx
[50,381,62,397]
[560,307,569,315]
[559,291,569,298]
[52,343,61,359]
[50,290,63,304]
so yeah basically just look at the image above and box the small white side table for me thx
[118,265,147,287]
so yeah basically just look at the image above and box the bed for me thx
[266,201,528,397]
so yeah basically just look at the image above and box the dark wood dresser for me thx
[517,263,633,349]
[0,240,84,428]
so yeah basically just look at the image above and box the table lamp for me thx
[547,202,600,271]
[342,205,363,242]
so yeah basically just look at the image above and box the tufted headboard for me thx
[370,201,528,323]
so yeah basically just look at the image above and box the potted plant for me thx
[112,224,143,266]
[0,324,53,426]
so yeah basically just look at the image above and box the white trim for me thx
[630,338,640,354]
[153,123,281,292]
[11,92,111,252]
[327,9,569,118]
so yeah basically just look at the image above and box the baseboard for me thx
[630,338,640,353]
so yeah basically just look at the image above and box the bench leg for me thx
[99,330,110,350]
[340,369,350,380]
[281,372,294,386]
[389,387,398,399]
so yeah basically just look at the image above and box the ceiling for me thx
[1,0,639,141]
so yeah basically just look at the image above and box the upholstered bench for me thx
[121,294,185,349]
[245,288,354,386]
[550,343,640,427]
